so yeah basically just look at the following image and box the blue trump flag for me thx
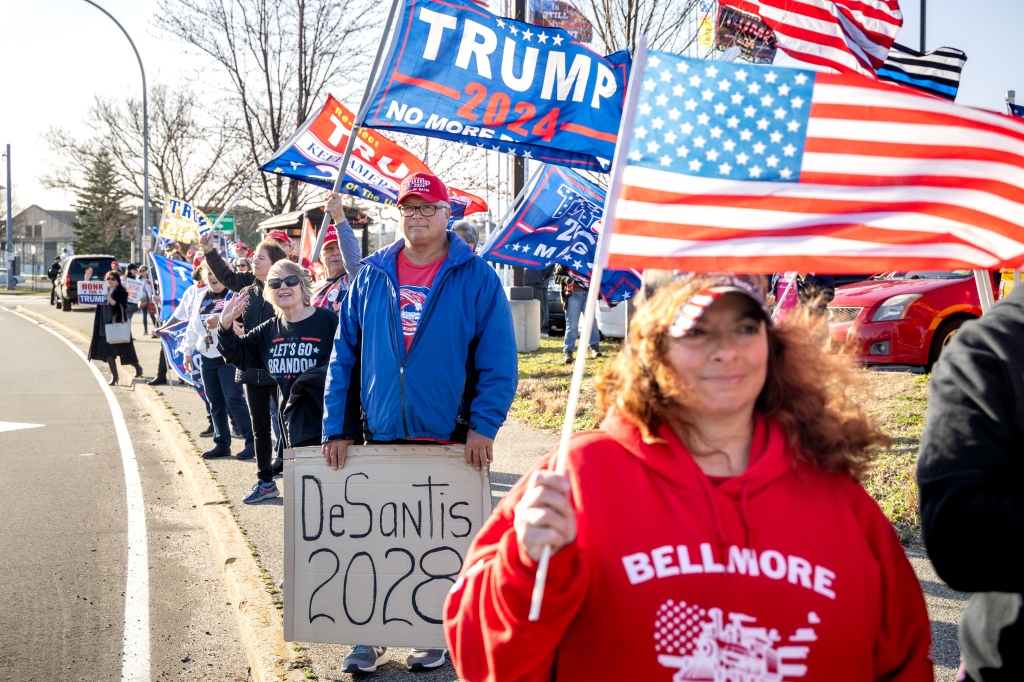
[480,165,640,300]
[361,0,630,172]
[150,253,193,321]
[156,320,207,402]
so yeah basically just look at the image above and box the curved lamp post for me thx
[81,0,150,241]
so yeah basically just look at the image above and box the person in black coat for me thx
[918,284,1024,681]
[200,234,290,498]
[85,269,144,386]
[47,257,61,304]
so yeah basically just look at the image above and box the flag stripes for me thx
[604,51,1024,274]
[721,0,902,77]
[877,43,966,101]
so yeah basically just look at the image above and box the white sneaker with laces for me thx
[342,645,389,673]
[406,648,448,671]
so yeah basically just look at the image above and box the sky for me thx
[1,0,1022,214]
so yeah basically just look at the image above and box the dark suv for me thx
[54,254,118,311]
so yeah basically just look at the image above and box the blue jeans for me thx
[200,356,254,449]
[564,288,599,353]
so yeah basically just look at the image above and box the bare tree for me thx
[43,85,249,214]
[576,0,700,56]
[154,0,380,215]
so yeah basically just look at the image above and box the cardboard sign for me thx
[284,445,491,647]
[123,278,143,304]
[77,280,109,305]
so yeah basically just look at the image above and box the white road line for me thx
[2,307,150,681]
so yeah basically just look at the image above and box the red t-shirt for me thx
[396,250,446,353]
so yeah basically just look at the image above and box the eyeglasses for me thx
[267,275,301,289]
[398,204,442,217]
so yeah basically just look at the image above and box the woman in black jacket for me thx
[201,237,289,500]
[86,269,144,386]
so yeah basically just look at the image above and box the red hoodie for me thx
[444,411,932,681]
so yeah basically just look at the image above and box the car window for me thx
[69,258,115,275]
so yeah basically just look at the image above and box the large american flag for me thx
[603,50,1024,273]
[721,0,902,78]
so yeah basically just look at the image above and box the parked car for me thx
[596,299,632,339]
[546,279,565,335]
[54,254,117,311]
[827,270,1001,370]
[0,268,26,288]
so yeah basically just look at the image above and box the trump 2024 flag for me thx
[602,49,1024,273]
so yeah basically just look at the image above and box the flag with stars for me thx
[361,0,630,172]
[479,164,640,300]
[259,94,485,216]
[602,49,1024,273]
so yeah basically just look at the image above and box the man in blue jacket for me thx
[321,172,518,675]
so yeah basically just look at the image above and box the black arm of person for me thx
[917,313,1024,593]
[204,248,255,292]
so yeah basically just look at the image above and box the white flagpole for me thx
[771,272,798,320]
[974,270,994,313]
[207,171,259,233]
[528,36,649,622]
[310,0,403,262]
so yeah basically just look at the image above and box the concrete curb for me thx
[16,306,308,682]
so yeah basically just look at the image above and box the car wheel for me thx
[928,317,967,370]
[62,298,72,312]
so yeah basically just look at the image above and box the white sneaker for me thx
[407,648,447,671]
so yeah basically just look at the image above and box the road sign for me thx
[141,235,152,250]
[209,214,236,231]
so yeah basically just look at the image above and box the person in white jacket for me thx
[182,264,254,460]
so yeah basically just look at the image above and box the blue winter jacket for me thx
[322,232,518,443]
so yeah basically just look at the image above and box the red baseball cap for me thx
[322,224,339,245]
[266,229,293,244]
[192,254,206,269]
[234,241,247,249]
[398,172,449,205]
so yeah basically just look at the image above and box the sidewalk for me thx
[16,295,967,681]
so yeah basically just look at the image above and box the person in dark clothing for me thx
[47,257,61,304]
[201,234,290,494]
[85,269,144,386]
[918,284,1024,682]
[524,264,554,336]
[217,259,339,504]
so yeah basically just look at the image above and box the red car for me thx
[827,271,1001,370]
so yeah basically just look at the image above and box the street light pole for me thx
[920,0,926,52]
[4,144,12,290]
[81,0,150,237]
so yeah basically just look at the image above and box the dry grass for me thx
[512,340,930,546]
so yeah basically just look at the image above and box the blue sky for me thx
[1,0,1021,211]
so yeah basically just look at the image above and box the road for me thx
[0,294,249,681]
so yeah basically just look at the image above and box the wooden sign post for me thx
[283,445,491,648]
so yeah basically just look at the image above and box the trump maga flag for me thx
[261,94,487,215]
[159,196,213,242]
[602,50,1024,273]
[362,0,630,171]
[480,164,639,300]
[150,253,194,321]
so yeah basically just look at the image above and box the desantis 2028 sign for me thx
[362,0,630,171]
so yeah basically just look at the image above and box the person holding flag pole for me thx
[443,38,938,681]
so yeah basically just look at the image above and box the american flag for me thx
[602,49,1024,273]
[721,0,902,78]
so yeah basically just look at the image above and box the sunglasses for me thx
[267,275,301,289]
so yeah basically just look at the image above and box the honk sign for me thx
[159,196,213,243]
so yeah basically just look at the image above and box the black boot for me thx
[108,359,119,386]
[134,364,144,378]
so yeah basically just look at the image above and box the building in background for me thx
[0,206,77,277]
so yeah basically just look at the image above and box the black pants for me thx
[245,383,278,483]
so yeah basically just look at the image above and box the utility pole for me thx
[5,145,13,290]
[511,0,527,287]
[920,0,926,52]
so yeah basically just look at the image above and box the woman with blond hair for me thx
[217,260,338,503]
[444,274,933,681]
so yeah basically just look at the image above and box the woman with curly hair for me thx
[444,275,933,681]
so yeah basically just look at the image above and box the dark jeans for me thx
[244,383,279,483]
[200,356,253,449]
[531,285,549,333]
[142,308,157,333]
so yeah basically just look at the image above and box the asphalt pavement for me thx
[6,291,969,681]
[0,295,248,681]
